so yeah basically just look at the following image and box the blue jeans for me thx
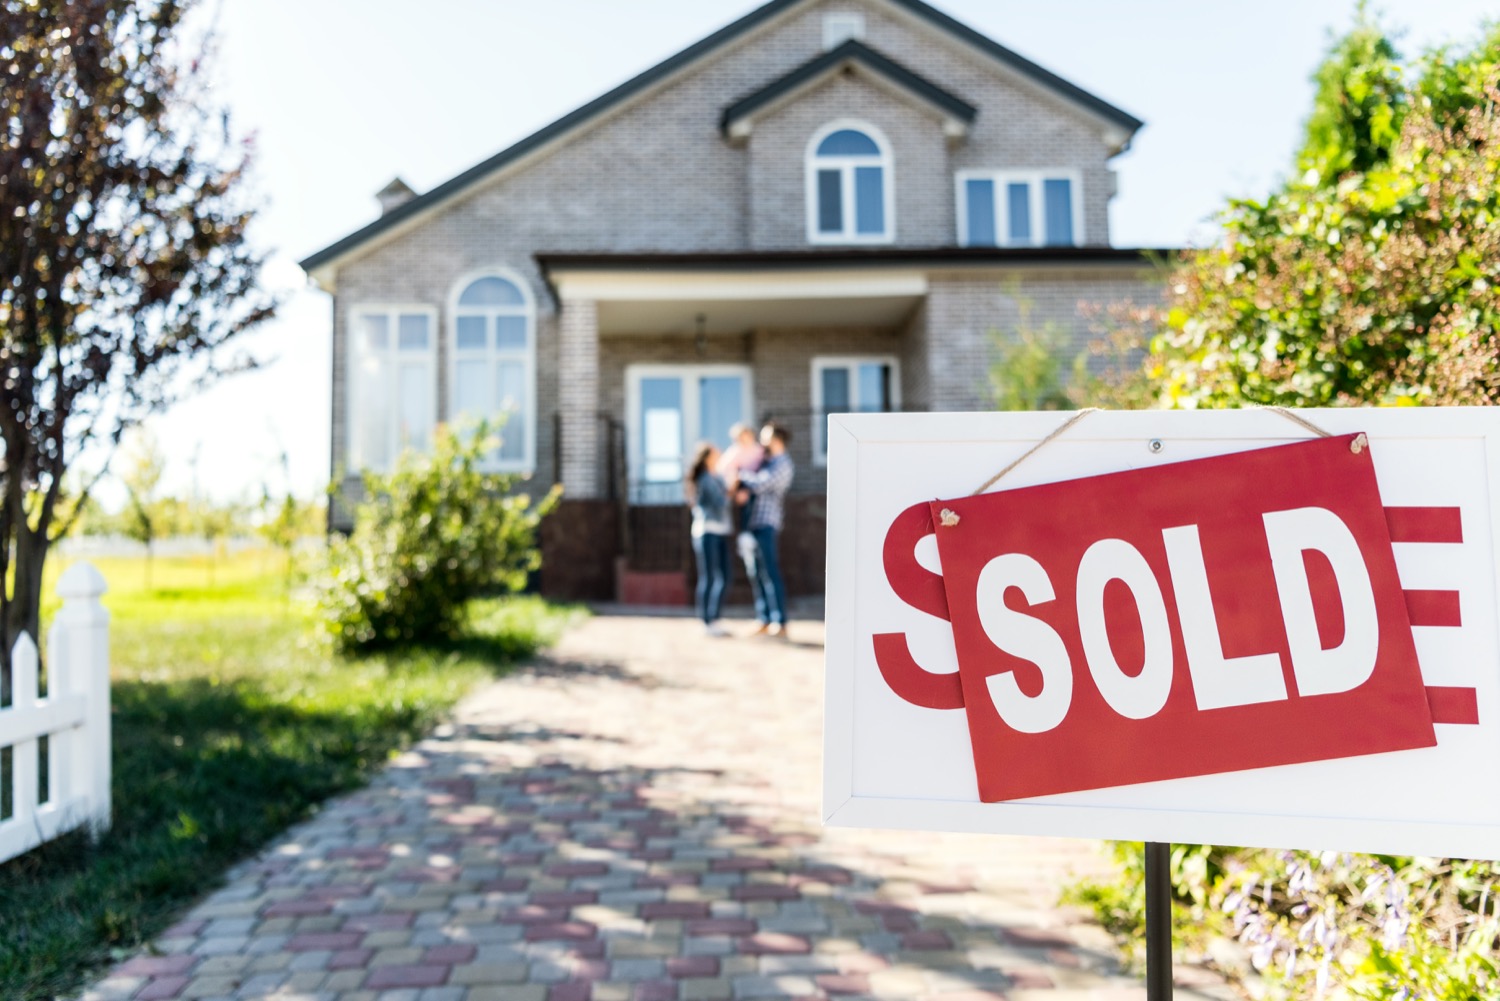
[745,525,787,626]
[691,532,729,625]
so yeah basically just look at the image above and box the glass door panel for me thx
[640,377,684,488]
[630,367,751,504]
[699,375,745,450]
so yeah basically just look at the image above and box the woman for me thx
[685,441,732,637]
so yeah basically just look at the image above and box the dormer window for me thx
[957,170,1081,247]
[807,121,894,244]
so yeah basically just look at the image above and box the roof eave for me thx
[297,0,1147,278]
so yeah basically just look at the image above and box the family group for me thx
[683,421,795,638]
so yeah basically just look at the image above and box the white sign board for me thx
[823,408,1500,859]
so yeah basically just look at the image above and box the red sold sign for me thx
[922,434,1435,802]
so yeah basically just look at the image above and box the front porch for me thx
[532,247,1160,603]
[538,254,931,604]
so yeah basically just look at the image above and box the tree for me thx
[258,448,320,598]
[989,291,1074,412]
[1137,18,1500,410]
[196,499,239,587]
[119,428,166,589]
[1296,5,1406,181]
[0,0,274,653]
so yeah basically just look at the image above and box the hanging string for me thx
[1258,405,1332,438]
[971,408,1098,495]
[969,405,1349,497]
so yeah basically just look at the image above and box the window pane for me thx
[856,363,891,412]
[964,179,996,246]
[640,377,683,483]
[854,166,884,234]
[817,129,880,156]
[358,353,389,470]
[359,314,389,352]
[817,169,843,233]
[496,315,528,350]
[458,276,525,306]
[454,359,488,416]
[1007,182,1031,243]
[398,314,429,351]
[699,376,742,450]
[643,412,682,482]
[455,316,486,351]
[821,367,850,413]
[497,361,526,461]
[397,362,432,453]
[1044,178,1074,245]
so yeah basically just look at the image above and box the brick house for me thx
[299,0,1163,603]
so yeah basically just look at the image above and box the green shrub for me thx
[1067,844,1500,999]
[316,423,560,652]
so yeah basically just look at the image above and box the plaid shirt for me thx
[740,452,794,531]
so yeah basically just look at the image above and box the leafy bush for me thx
[1108,20,1500,410]
[316,423,560,652]
[1068,844,1500,1000]
[1222,852,1499,1000]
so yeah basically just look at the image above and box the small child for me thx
[717,423,764,534]
[716,422,764,479]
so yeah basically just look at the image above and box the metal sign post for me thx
[1144,841,1173,1000]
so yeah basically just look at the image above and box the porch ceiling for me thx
[545,265,927,335]
[598,294,921,335]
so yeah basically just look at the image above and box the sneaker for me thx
[750,622,771,636]
[767,623,787,639]
[705,622,730,638]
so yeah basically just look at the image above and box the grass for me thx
[0,548,580,1001]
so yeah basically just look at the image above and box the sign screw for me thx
[1149,439,1164,454]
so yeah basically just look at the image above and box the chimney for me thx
[376,177,417,215]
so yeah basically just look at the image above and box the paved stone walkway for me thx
[83,611,1234,1001]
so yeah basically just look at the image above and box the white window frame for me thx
[811,355,902,467]
[346,304,438,473]
[955,169,1083,248]
[624,363,756,498]
[447,267,537,474]
[822,11,866,49]
[806,119,896,246]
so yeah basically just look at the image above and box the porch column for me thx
[558,297,601,499]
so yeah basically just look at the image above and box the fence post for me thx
[49,561,111,836]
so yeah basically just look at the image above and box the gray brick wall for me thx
[325,0,1141,493]
[924,266,1163,412]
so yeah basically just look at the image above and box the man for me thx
[733,422,794,637]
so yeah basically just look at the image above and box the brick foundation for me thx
[539,500,620,602]
[539,497,826,605]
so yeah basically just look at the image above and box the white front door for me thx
[626,364,754,504]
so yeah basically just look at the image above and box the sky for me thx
[125,0,1498,506]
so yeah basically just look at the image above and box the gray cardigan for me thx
[690,471,732,536]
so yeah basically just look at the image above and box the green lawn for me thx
[1,548,579,1001]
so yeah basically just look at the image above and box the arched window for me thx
[450,271,535,469]
[806,122,893,244]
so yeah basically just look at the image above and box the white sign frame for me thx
[824,408,1500,859]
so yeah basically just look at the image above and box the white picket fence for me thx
[0,562,111,864]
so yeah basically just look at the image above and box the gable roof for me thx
[721,39,976,138]
[299,0,1144,278]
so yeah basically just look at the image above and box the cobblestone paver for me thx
[84,611,1235,1000]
